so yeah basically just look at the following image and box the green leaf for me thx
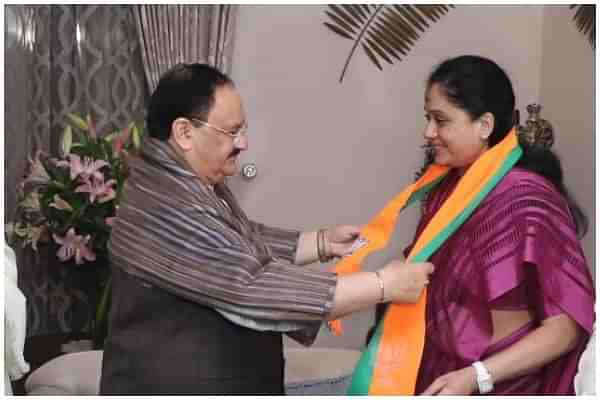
[104,132,118,142]
[60,125,73,157]
[67,113,88,131]
[132,125,141,149]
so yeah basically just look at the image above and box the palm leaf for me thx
[570,5,595,49]
[324,4,454,82]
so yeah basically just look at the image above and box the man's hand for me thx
[325,225,361,258]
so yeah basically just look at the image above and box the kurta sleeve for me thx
[109,203,338,327]
[247,219,300,263]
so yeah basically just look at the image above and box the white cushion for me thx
[574,326,596,395]
[25,350,102,395]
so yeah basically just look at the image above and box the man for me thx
[100,63,433,394]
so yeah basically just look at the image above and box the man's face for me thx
[184,85,248,185]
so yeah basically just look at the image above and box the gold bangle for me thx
[374,270,385,303]
[317,229,334,263]
[317,229,326,262]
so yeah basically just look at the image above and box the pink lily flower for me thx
[53,228,96,265]
[56,154,109,181]
[49,194,73,211]
[75,176,116,203]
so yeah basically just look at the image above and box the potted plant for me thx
[6,114,144,348]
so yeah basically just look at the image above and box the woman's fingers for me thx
[420,377,447,395]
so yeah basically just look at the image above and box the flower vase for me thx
[49,244,110,349]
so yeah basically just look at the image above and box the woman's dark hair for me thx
[422,55,588,238]
[146,63,234,141]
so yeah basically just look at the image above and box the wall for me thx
[539,5,596,276]
[229,5,592,350]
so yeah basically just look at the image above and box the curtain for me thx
[133,5,237,92]
[4,5,147,336]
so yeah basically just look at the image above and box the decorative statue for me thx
[517,103,554,148]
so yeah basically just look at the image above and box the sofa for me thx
[25,347,362,395]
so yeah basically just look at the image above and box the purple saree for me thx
[405,167,595,395]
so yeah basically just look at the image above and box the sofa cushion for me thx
[25,350,102,395]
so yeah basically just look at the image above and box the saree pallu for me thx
[410,167,595,395]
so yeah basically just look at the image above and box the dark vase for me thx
[48,243,111,349]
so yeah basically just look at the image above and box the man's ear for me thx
[171,118,193,151]
[478,112,495,141]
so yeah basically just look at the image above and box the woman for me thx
[400,55,593,395]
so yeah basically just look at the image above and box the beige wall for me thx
[229,5,594,349]
[539,5,596,276]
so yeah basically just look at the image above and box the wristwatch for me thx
[472,361,494,394]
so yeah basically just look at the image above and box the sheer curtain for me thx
[133,5,237,92]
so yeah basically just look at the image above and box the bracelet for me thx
[472,361,494,394]
[374,270,385,303]
[317,229,333,263]
[317,229,333,262]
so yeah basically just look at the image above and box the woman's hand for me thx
[420,367,477,396]
[325,225,361,258]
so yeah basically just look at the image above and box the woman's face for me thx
[423,83,490,169]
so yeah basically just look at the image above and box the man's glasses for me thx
[189,117,248,145]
